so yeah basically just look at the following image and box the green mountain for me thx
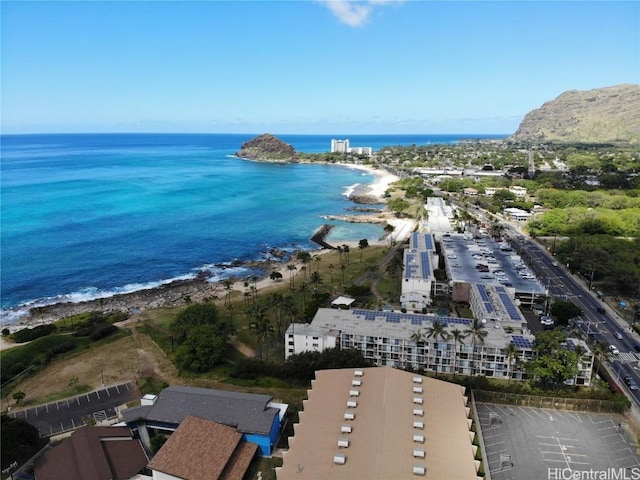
[510,84,640,144]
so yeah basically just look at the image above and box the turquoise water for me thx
[0,133,505,320]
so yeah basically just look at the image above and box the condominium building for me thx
[331,139,350,153]
[277,367,481,480]
[401,232,437,311]
[285,308,593,385]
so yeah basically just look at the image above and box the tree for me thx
[286,264,297,291]
[450,328,468,378]
[328,263,335,284]
[11,391,25,405]
[269,270,283,282]
[174,325,228,372]
[2,415,47,471]
[170,303,228,344]
[388,198,410,217]
[426,319,450,344]
[550,300,582,327]
[524,330,580,388]
[296,251,312,281]
[464,318,488,376]
[222,279,234,308]
[358,239,369,262]
[505,342,519,384]
[310,271,323,291]
[249,307,275,361]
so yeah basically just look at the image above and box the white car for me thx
[609,345,620,355]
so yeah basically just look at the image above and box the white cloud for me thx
[319,0,403,27]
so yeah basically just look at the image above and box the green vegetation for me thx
[1,415,48,473]
[170,303,232,372]
[524,330,581,388]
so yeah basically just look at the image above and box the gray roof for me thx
[122,385,278,435]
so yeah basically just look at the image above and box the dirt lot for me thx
[2,320,179,411]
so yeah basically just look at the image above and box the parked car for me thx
[624,376,639,391]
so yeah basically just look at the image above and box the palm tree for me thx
[249,306,274,361]
[450,328,468,378]
[340,264,347,285]
[426,320,451,374]
[310,271,322,291]
[296,251,311,281]
[465,318,489,376]
[299,282,309,311]
[313,254,322,273]
[222,279,233,308]
[342,245,350,264]
[505,342,519,384]
[426,319,450,343]
[328,264,335,284]
[286,264,297,291]
[358,239,369,262]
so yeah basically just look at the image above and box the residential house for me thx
[34,426,149,480]
[147,415,257,480]
[122,386,287,456]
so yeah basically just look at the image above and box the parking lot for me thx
[440,233,546,295]
[9,381,139,437]
[477,403,640,479]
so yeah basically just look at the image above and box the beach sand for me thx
[1,164,412,334]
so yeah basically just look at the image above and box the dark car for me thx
[596,306,606,314]
[624,376,639,391]
[634,344,640,353]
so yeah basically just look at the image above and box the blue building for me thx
[122,385,287,456]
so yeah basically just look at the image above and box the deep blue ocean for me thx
[0,133,505,322]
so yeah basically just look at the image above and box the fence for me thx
[474,389,626,413]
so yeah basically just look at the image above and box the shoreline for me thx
[1,163,403,333]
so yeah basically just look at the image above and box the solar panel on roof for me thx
[477,285,491,302]
[484,301,494,313]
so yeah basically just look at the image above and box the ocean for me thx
[0,133,505,322]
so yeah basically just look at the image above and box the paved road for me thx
[9,381,139,437]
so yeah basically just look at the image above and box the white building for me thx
[509,186,527,198]
[284,308,593,385]
[331,139,350,153]
[504,207,532,222]
[330,139,372,157]
[285,323,339,359]
[401,233,437,311]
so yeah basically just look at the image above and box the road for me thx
[504,225,640,403]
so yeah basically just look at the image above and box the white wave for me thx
[343,183,361,197]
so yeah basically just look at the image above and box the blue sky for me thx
[1,1,638,134]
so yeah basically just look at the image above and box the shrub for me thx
[12,324,56,343]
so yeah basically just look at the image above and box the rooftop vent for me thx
[346,400,357,408]
[341,424,352,433]
[413,434,425,443]
[349,390,360,397]
[413,408,424,416]
[354,370,364,377]
[413,397,423,405]
[352,379,362,387]
[413,464,426,476]
[413,377,423,384]
[344,411,355,420]
[337,437,350,448]
[413,386,423,394]
[333,453,346,465]
[413,421,424,429]
[413,449,426,458]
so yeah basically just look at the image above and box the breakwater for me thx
[310,224,336,249]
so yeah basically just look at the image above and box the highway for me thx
[504,225,640,403]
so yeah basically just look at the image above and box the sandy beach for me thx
[1,163,411,334]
